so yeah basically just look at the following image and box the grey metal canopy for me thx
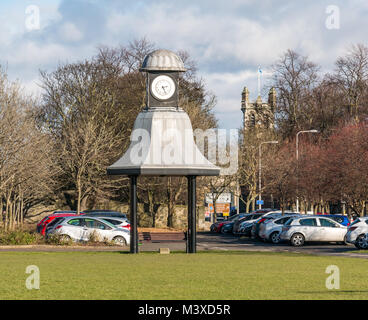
[107,107,220,176]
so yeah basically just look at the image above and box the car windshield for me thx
[99,219,119,229]
[47,217,64,228]
[328,216,344,224]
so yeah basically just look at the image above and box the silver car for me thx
[280,216,347,246]
[98,217,131,231]
[47,216,130,246]
[345,217,368,249]
[258,214,300,244]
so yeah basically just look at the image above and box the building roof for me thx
[139,49,187,72]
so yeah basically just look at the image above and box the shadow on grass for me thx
[298,290,368,294]
[116,250,317,257]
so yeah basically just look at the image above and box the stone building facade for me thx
[241,87,276,130]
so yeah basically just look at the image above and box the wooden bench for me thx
[138,232,186,243]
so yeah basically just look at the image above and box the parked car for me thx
[36,211,77,236]
[237,213,267,236]
[280,216,347,246]
[80,210,127,219]
[98,217,131,231]
[233,212,263,234]
[345,217,368,249]
[210,213,247,233]
[233,214,255,234]
[45,216,68,235]
[47,216,130,246]
[251,211,301,239]
[220,221,238,233]
[259,214,300,244]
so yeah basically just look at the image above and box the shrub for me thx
[0,230,43,245]
[45,234,72,246]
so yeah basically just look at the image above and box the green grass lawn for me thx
[1,250,368,300]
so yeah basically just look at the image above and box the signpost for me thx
[205,193,232,220]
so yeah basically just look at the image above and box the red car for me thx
[36,211,77,236]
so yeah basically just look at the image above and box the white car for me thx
[345,217,368,249]
[47,216,130,246]
[259,214,300,244]
[280,216,347,246]
[98,217,131,231]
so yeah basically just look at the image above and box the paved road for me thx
[195,232,368,259]
[0,232,367,259]
[137,232,368,259]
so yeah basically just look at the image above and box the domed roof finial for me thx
[140,49,187,72]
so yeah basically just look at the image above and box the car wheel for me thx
[356,235,368,249]
[113,236,127,246]
[290,233,305,247]
[270,232,281,244]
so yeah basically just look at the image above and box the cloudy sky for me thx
[0,0,367,129]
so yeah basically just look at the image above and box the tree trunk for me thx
[77,175,82,215]
[148,190,155,227]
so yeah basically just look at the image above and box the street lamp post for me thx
[259,141,278,209]
[296,130,319,213]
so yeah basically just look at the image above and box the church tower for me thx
[241,87,276,130]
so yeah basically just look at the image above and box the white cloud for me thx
[0,0,368,129]
[59,22,83,42]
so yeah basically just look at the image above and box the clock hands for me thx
[161,85,168,95]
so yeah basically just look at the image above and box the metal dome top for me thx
[140,49,187,72]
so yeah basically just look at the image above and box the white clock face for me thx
[151,75,176,100]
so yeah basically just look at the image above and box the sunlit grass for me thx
[0,251,367,300]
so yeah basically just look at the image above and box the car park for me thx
[236,213,267,236]
[233,214,258,235]
[345,217,368,249]
[280,216,347,246]
[210,213,247,233]
[242,210,293,237]
[37,211,77,236]
[47,216,130,246]
[250,211,295,239]
[232,210,272,234]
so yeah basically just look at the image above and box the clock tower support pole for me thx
[187,175,197,253]
[129,175,139,254]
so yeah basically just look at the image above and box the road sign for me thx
[205,193,231,204]
[207,203,230,215]
[256,200,264,205]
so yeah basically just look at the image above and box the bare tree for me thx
[328,43,368,121]
[0,67,55,230]
[271,49,320,139]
